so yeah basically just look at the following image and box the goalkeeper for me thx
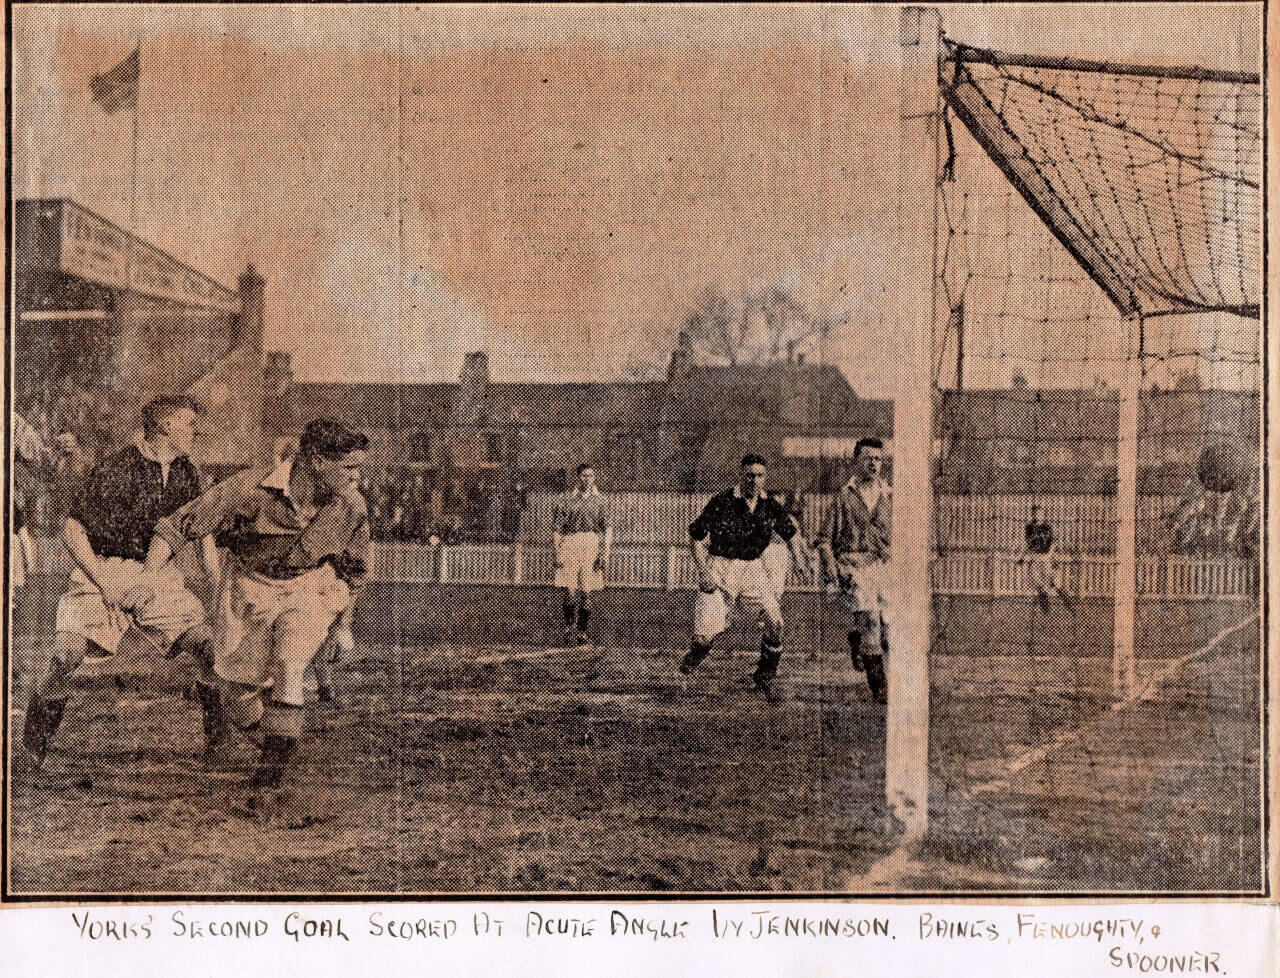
[142,418,371,794]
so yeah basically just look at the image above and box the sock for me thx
[681,640,712,673]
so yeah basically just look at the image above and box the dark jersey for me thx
[68,446,203,561]
[1025,520,1055,555]
[689,489,796,561]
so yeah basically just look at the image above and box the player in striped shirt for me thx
[551,464,612,646]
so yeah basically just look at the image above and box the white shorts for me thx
[554,532,605,593]
[214,562,352,706]
[694,555,781,640]
[761,540,791,599]
[832,558,891,618]
[55,558,205,655]
[1026,553,1058,592]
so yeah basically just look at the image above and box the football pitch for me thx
[7,583,1262,894]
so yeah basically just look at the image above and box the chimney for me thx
[667,330,694,381]
[455,351,490,427]
[237,264,266,352]
[264,351,293,397]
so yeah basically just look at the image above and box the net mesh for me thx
[943,44,1259,318]
[928,43,1261,888]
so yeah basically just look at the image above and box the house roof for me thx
[281,382,456,430]
[663,363,892,432]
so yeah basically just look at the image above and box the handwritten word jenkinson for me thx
[712,910,891,939]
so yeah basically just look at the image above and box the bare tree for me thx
[676,287,844,367]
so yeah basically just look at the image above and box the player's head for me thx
[852,438,884,481]
[299,418,370,496]
[1030,503,1041,518]
[740,454,768,496]
[140,395,203,456]
[1196,442,1242,494]
[576,463,596,492]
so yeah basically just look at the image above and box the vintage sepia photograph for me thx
[5,3,1266,897]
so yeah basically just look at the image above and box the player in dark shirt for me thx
[679,454,807,702]
[23,396,219,767]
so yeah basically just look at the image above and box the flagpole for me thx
[130,37,140,232]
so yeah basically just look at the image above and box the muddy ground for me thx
[7,583,1262,895]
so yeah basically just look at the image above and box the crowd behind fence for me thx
[516,491,1196,554]
[18,535,1258,601]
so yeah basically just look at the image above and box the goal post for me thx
[885,5,943,845]
[878,6,1260,847]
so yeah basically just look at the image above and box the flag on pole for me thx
[90,47,140,114]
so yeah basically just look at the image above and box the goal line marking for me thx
[967,612,1260,796]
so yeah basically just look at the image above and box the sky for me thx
[11,3,1261,392]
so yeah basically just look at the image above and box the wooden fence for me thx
[518,492,1186,554]
[24,536,1256,600]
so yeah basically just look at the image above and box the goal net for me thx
[916,22,1262,887]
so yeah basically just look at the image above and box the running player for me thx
[815,438,891,704]
[552,464,612,645]
[680,454,807,702]
[1020,504,1074,613]
[143,418,371,793]
[22,396,217,767]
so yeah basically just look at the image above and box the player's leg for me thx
[125,564,225,749]
[832,573,867,674]
[575,590,592,644]
[854,608,887,703]
[560,587,578,645]
[24,564,137,763]
[167,623,227,750]
[312,641,338,704]
[1027,558,1053,614]
[751,598,785,703]
[206,572,279,752]
[681,587,728,674]
[1047,560,1076,613]
[250,604,340,790]
[22,631,92,764]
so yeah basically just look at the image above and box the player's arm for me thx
[146,471,252,572]
[774,502,810,580]
[14,415,54,470]
[328,520,371,657]
[199,534,222,584]
[551,500,565,567]
[814,501,841,586]
[688,500,716,590]
[596,508,613,570]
